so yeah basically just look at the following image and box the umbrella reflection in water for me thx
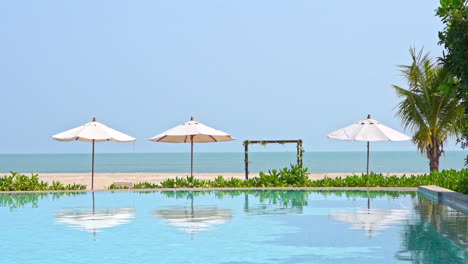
[331,201,410,238]
[153,192,232,238]
[154,206,232,235]
[54,192,135,238]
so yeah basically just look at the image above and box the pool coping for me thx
[418,185,468,214]
[0,187,418,194]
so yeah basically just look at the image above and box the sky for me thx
[0,0,463,154]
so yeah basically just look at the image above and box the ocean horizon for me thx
[0,151,466,174]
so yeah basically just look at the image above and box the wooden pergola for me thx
[243,139,303,180]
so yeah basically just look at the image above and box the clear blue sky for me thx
[0,0,461,154]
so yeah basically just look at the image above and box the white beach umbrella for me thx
[327,115,411,174]
[52,117,136,189]
[149,117,235,176]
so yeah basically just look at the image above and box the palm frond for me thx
[393,48,465,156]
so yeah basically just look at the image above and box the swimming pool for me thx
[0,190,466,264]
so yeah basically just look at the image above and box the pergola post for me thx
[244,142,249,180]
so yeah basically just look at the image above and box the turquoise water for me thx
[0,190,466,264]
[0,151,466,173]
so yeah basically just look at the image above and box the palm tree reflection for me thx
[396,197,467,263]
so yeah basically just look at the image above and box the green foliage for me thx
[457,173,468,194]
[309,170,467,194]
[157,176,211,188]
[108,184,130,190]
[210,176,246,188]
[107,165,467,194]
[436,0,468,92]
[134,182,159,189]
[0,172,86,191]
[436,0,468,166]
[250,166,309,187]
[393,48,466,171]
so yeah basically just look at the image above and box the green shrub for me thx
[309,169,467,193]
[134,182,158,189]
[457,177,468,194]
[0,172,86,191]
[108,166,467,193]
[108,184,130,190]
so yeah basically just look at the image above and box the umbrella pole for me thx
[366,141,370,175]
[92,140,95,190]
[190,136,194,177]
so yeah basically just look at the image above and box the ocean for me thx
[0,151,466,174]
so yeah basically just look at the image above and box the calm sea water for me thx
[0,151,466,174]
[0,190,466,264]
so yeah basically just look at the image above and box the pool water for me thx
[0,190,466,264]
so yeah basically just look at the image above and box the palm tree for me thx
[393,48,465,172]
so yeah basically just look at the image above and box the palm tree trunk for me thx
[427,139,442,173]
[429,154,440,172]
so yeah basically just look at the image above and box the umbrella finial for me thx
[190,116,195,121]
[93,117,97,122]
[367,114,371,119]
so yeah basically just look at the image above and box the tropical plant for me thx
[436,0,468,95]
[108,165,468,194]
[0,172,86,191]
[436,0,468,166]
[108,184,130,190]
[393,48,465,172]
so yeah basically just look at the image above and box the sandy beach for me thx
[17,172,422,190]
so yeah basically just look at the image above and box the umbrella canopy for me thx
[149,117,235,176]
[52,117,136,189]
[149,116,234,143]
[327,116,411,142]
[327,115,411,174]
[52,118,136,142]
